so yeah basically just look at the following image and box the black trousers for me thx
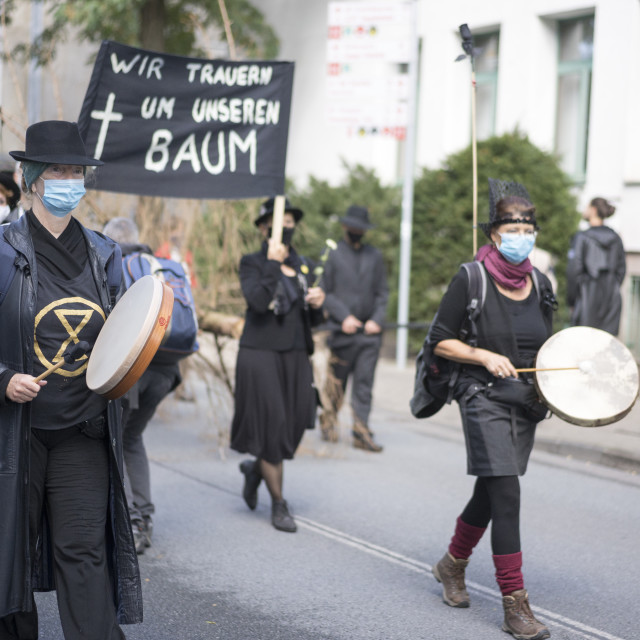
[0,422,124,640]
[327,334,382,427]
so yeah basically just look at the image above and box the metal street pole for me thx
[395,0,419,370]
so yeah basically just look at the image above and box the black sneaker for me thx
[271,500,297,533]
[132,520,147,555]
[142,516,153,547]
[239,459,262,510]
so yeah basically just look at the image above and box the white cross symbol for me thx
[90,92,123,159]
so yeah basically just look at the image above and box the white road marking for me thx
[296,516,629,640]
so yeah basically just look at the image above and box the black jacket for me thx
[0,214,143,622]
[238,245,324,354]
[567,226,626,335]
[321,239,389,348]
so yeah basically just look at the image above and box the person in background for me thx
[103,217,182,554]
[231,197,325,533]
[567,197,626,335]
[0,120,141,639]
[319,205,388,452]
[429,180,555,640]
[0,172,22,223]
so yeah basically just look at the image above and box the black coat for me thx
[321,239,389,349]
[238,246,323,353]
[0,214,143,622]
[567,226,626,335]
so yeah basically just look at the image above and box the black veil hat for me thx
[480,178,536,238]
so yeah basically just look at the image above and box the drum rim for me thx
[102,282,174,399]
[533,326,640,428]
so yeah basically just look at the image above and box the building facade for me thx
[2,0,640,345]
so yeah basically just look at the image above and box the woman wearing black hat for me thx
[231,197,325,532]
[428,180,555,640]
[0,121,141,638]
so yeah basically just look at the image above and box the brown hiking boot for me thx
[319,411,339,442]
[432,552,470,607]
[352,418,383,452]
[502,589,550,640]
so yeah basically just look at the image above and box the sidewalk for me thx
[372,358,640,475]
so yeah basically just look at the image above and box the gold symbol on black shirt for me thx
[34,297,106,377]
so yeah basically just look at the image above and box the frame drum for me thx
[86,275,174,399]
[534,326,639,427]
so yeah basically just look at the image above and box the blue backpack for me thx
[123,252,199,362]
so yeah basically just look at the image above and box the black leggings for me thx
[460,475,521,555]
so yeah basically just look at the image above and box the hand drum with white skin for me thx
[86,275,174,399]
[534,326,639,427]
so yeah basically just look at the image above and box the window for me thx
[555,15,594,182]
[474,32,500,140]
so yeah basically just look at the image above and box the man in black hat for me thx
[319,205,388,452]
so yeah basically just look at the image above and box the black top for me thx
[238,245,323,354]
[430,264,553,379]
[31,260,107,428]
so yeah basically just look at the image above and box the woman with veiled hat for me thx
[231,197,325,533]
[428,180,556,640]
[0,121,141,639]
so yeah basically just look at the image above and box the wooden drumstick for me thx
[515,366,579,373]
[516,360,595,374]
[34,341,90,382]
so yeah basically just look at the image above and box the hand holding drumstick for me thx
[6,341,90,403]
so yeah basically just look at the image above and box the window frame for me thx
[554,15,594,183]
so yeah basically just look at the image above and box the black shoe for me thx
[271,499,297,532]
[132,520,148,555]
[239,459,262,510]
[142,515,153,547]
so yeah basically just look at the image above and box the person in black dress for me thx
[231,198,325,532]
[567,197,625,335]
[429,180,555,640]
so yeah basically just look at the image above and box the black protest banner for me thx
[78,40,294,199]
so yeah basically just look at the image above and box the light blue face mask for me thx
[498,232,536,264]
[37,178,86,218]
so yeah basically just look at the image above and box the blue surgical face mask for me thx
[497,232,536,264]
[37,178,86,218]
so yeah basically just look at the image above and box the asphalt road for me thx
[35,381,640,640]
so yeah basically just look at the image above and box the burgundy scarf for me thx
[475,244,532,290]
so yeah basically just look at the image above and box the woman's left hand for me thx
[306,287,325,309]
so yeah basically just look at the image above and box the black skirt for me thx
[456,377,544,477]
[230,347,317,464]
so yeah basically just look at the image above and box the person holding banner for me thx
[0,121,142,639]
[428,180,554,640]
[231,197,325,533]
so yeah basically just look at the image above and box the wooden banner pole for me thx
[271,195,285,245]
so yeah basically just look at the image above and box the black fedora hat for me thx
[339,205,374,230]
[254,197,304,227]
[0,172,20,209]
[9,120,103,166]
